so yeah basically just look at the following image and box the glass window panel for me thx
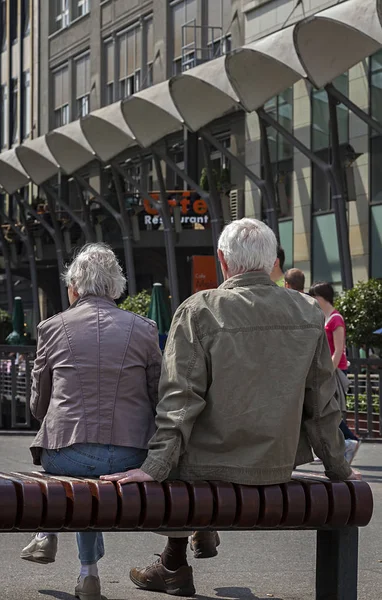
[371,135,382,204]
[172,1,184,59]
[22,0,30,35]
[105,41,114,85]
[312,90,329,152]
[127,29,135,74]
[279,219,293,271]
[136,27,142,70]
[22,71,31,139]
[146,18,153,63]
[222,0,231,33]
[0,84,8,148]
[371,204,382,279]
[184,0,196,47]
[312,213,341,284]
[312,161,330,213]
[207,0,220,28]
[119,33,127,80]
[0,0,6,50]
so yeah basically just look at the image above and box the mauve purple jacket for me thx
[30,295,162,465]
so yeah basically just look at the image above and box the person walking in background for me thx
[309,282,360,464]
[270,245,285,287]
[284,268,305,293]
[20,243,162,600]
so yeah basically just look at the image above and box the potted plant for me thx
[118,290,151,317]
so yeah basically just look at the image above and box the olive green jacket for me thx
[141,272,352,485]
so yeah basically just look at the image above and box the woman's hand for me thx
[100,469,154,485]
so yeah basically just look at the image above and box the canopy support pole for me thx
[257,108,353,289]
[326,83,382,137]
[201,139,224,284]
[0,209,41,326]
[110,161,180,312]
[41,183,95,243]
[200,129,279,240]
[15,193,69,311]
[327,92,354,290]
[111,166,137,297]
[0,221,14,313]
[73,174,137,297]
[153,145,224,267]
[153,155,181,312]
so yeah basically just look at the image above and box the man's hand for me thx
[100,469,154,485]
[347,468,362,481]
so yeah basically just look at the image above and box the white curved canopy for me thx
[46,120,95,174]
[81,102,136,162]
[0,0,381,194]
[226,26,306,112]
[0,150,30,194]
[16,136,60,185]
[295,0,382,88]
[170,56,240,131]
[122,81,183,148]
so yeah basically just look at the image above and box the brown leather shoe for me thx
[190,531,220,559]
[130,557,195,596]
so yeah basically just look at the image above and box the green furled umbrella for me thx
[6,297,25,345]
[148,284,171,350]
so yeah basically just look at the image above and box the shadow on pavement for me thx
[195,587,283,600]
[39,592,110,600]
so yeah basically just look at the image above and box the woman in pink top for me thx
[309,282,360,464]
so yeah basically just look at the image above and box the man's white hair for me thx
[64,243,126,299]
[218,218,277,276]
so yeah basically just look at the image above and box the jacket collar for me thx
[219,271,276,290]
[67,294,116,310]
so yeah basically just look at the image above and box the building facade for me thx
[242,0,382,290]
[1,0,379,322]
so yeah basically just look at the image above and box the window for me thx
[22,0,30,35]
[10,0,17,43]
[0,84,8,148]
[311,73,349,213]
[22,71,31,139]
[263,88,294,219]
[207,0,232,60]
[11,79,18,144]
[171,0,197,74]
[55,0,70,31]
[369,50,382,278]
[53,66,70,127]
[0,0,6,50]
[76,0,89,18]
[104,39,114,105]
[144,17,154,88]
[75,53,90,117]
[119,26,141,99]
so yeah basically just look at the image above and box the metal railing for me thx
[0,347,380,437]
[0,345,36,429]
[347,358,382,439]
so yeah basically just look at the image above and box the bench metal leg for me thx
[316,527,359,600]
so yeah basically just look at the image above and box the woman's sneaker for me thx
[345,439,361,464]
[20,534,57,564]
[74,575,101,600]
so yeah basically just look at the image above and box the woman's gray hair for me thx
[218,218,277,276]
[64,243,126,299]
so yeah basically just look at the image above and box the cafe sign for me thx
[142,191,209,228]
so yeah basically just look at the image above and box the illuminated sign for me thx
[141,191,209,228]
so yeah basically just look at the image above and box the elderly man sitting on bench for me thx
[103,217,359,597]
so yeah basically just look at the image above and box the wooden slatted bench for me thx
[0,471,373,600]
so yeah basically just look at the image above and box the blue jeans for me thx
[41,443,147,564]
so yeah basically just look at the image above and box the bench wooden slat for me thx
[280,481,306,527]
[233,484,261,528]
[345,480,374,528]
[186,481,214,528]
[0,478,18,530]
[162,481,190,529]
[209,481,237,527]
[323,482,352,527]
[117,481,141,529]
[140,482,166,529]
[298,480,329,527]
[0,473,43,530]
[258,485,284,527]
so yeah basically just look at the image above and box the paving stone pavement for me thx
[0,435,381,600]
